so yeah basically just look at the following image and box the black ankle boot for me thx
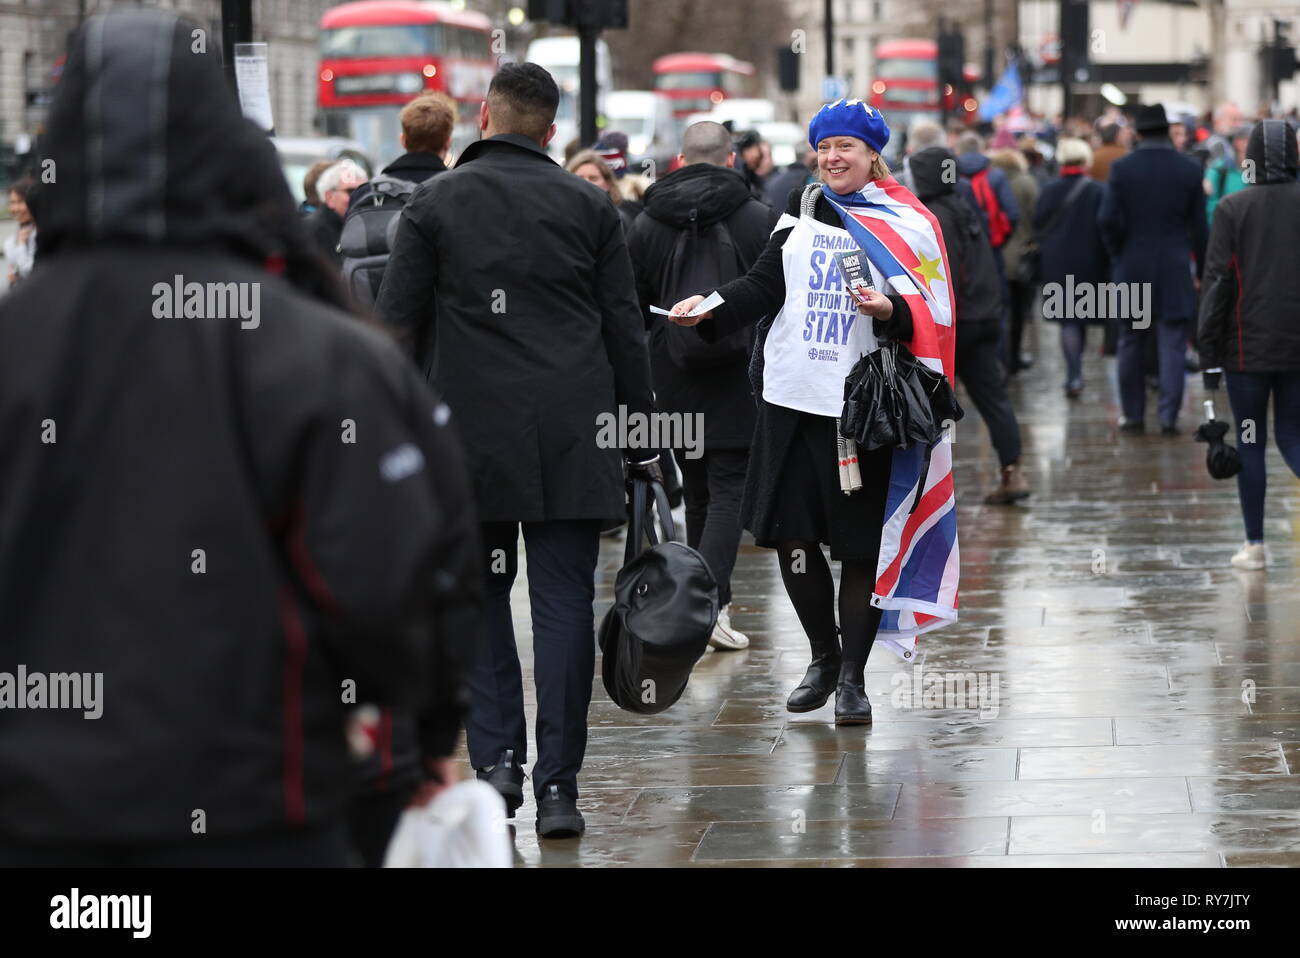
[834,661,872,725]
[787,638,842,713]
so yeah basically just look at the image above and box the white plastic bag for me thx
[382,780,513,868]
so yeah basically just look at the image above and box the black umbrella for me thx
[841,342,964,452]
[1193,397,1242,480]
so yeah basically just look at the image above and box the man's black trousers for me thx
[465,519,601,801]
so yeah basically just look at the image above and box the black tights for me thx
[776,540,882,682]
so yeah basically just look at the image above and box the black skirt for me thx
[752,411,891,562]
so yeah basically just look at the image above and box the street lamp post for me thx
[221,0,252,91]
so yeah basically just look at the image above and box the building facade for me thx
[0,0,333,162]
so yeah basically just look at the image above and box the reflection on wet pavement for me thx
[466,326,1300,867]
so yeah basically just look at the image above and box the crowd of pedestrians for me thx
[1,6,1297,865]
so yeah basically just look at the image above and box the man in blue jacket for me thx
[1100,103,1208,435]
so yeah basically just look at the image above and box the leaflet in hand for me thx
[834,250,875,306]
[650,291,725,317]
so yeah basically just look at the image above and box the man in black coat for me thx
[348,92,455,211]
[376,63,656,838]
[0,9,480,865]
[1100,103,1209,435]
[910,146,1029,505]
[628,121,777,651]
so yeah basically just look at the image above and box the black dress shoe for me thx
[1118,421,1144,435]
[536,785,585,839]
[786,652,842,712]
[1160,423,1179,437]
[476,748,524,819]
[834,662,872,725]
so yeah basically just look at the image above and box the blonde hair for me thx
[989,148,1028,173]
[1056,137,1093,168]
[566,149,622,204]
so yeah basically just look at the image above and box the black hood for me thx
[643,162,753,229]
[909,147,956,201]
[30,9,300,265]
[1246,119,1299,185]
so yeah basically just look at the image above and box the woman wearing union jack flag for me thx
[669,98,959,725]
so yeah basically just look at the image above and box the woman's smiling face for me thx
[817,136,875,193]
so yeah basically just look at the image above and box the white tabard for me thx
[761,212,889,417]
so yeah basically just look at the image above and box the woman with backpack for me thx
[668,100,959,724]
[1033,138,1110,398]
[1197,119,1300,570]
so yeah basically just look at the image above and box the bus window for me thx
[876,58,937,81]
[320,24,438,58]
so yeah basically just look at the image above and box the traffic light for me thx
[1060,0,1090,78]
[937,29,964,90]
[527,0,569,24]
[1273,42,1298,81]
[528,0,627,29]
[777,45,800,92]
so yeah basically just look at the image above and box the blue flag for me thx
[978,61,1021,122]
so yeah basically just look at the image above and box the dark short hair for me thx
[487,62,560,143]
[682,121,732,165]
[1098,122,1120,144]
[7,176,34,202]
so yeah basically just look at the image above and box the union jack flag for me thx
[822,179,960,657]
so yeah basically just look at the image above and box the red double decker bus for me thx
[652,52,754,119]
[869,39,977,155]
[318,0,495,165]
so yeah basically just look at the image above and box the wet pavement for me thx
[458,319,1300,867]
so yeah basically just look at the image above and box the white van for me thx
[526,36,612,159]
[602,90,676,161]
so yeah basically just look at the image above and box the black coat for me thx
[910,147,1002,325]
[305,203,345,265]
[699,185,913,541]
[1034,171,1110,307]
[1197,121,1300,373]
[4,9,481,843]
[375,133,655,522]
[1099,136,1208,322]
[628,163,778,449]
[348,151,448,210]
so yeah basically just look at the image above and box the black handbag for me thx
[598,475,718,714]
[841,341,963,451]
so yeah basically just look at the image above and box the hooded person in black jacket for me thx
[0,9,481,866]
[1197,118,1300,570]
[628,121,778,651]
[910,146,1029,505]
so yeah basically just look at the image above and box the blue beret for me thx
[808,99,891,153]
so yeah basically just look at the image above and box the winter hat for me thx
[1133,103,1170,134]
[808,98,891,153]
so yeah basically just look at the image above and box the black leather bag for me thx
[598,475,718,714]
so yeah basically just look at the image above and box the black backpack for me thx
[599,475,717,714]
[658,209,751,370]
[339,173,418,307]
